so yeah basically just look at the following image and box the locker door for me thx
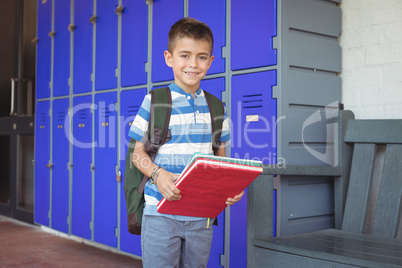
[121,1,148,87]
[152,0,182,83]
[119,88,147,256]
[71,95,93,240]
[36,0,52,99]
[95,0,118,91]
[51,98,70,233]
[230,71,277,267]
[53,0,71,97]
[199,78,226,268]
[188,0,226,75]
[73,0,93,94]
[94,92,117,247]
[34,101,50,226]
[231,0,277,70]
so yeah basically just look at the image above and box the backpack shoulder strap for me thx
[204,90,225,155]
[148,87,172,152]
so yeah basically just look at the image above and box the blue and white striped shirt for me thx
[128,83,230,221]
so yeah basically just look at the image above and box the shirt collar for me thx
[169,83,202,97]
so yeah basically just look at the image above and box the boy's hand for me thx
[226,191,245,206]
[156,170,181,201]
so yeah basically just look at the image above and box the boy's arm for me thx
[132,140,181,201]
[217,142,245,206]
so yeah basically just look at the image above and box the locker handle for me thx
[31,37,39,43]
[68,24,76,32]
[89,15,97,24]
[115,6,124,15]
[48,31,55,38]
[116,170,122,182]
[46,162,53,169]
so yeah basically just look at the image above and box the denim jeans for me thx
[141,215,214,268]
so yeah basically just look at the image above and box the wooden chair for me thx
[248,110,402,267]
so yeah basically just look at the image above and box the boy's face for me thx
[164,37,214,94]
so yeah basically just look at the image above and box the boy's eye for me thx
[180,54,189,58]
[199,56,207,60]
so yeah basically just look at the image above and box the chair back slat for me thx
[342,143,376,233]
[372,144,402,238]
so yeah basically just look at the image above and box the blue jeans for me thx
[141,215,214,268]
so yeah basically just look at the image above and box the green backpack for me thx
[124,87,225,235]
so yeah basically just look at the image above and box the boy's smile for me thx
[164,37,214,96]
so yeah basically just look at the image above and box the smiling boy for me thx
[129,17,244,267]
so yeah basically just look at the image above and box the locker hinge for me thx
[68,162,73,170]
[68,24,76,32]
[115,227,119,238]
[91,73,94,82]
[272,85,279,99]
[272,36,279,50]
[220,254,228,267]
[146,0,153,5]
[115,68,119,78]
[90,221,94,232]
[221,46,228,59]
[89,15,98,24]
[67,215,71,226]
[145,62,150,73]
[115,5,125,15]
[48,210,51,220]
[91,163,95,171]
[48,31,55,38]
[68,77,72,86]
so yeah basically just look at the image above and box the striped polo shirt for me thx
[128,83,230,221]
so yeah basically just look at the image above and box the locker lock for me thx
[89,15,98,24]
[68,24,76,32]
[115,6,124,15]
[46,162,53,169]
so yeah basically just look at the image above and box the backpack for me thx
[124,87,225,235]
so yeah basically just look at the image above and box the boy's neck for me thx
[174,81,199,98]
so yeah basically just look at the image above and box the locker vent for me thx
[39,112,47,123]
[56,111,66,124]
[100,107,112,119]
[77,109,88,120]
[242,94,263,109]
[127,105,139,116]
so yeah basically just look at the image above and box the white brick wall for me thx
[340,0,402,119]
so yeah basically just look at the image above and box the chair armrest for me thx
[262,165,343,177]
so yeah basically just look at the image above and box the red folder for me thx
[157,156,263,218]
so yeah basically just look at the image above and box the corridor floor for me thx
[0,216,142,267]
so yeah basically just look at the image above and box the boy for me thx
[128,17,244,267]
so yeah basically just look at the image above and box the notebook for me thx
[156,153,263,218]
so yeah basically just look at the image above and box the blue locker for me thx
[119,88,147,256]
[121,1,148,87]
[231,0,277,70]
[188,0,226,75]
[51,98,70,233]
[34,101,51,226]
[200,78,226,268]
[230,71,277,267]
[94,92,118,247]
[95,0,118,91]
[152,0,182,83]
[73,0,93,94]
[36,0,52,99]
[71,95,93,240]
[53,0,71,97]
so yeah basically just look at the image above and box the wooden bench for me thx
[247,110,402,267]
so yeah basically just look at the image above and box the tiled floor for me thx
[0,216,142,267]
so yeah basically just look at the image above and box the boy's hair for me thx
[168,17,214,55]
